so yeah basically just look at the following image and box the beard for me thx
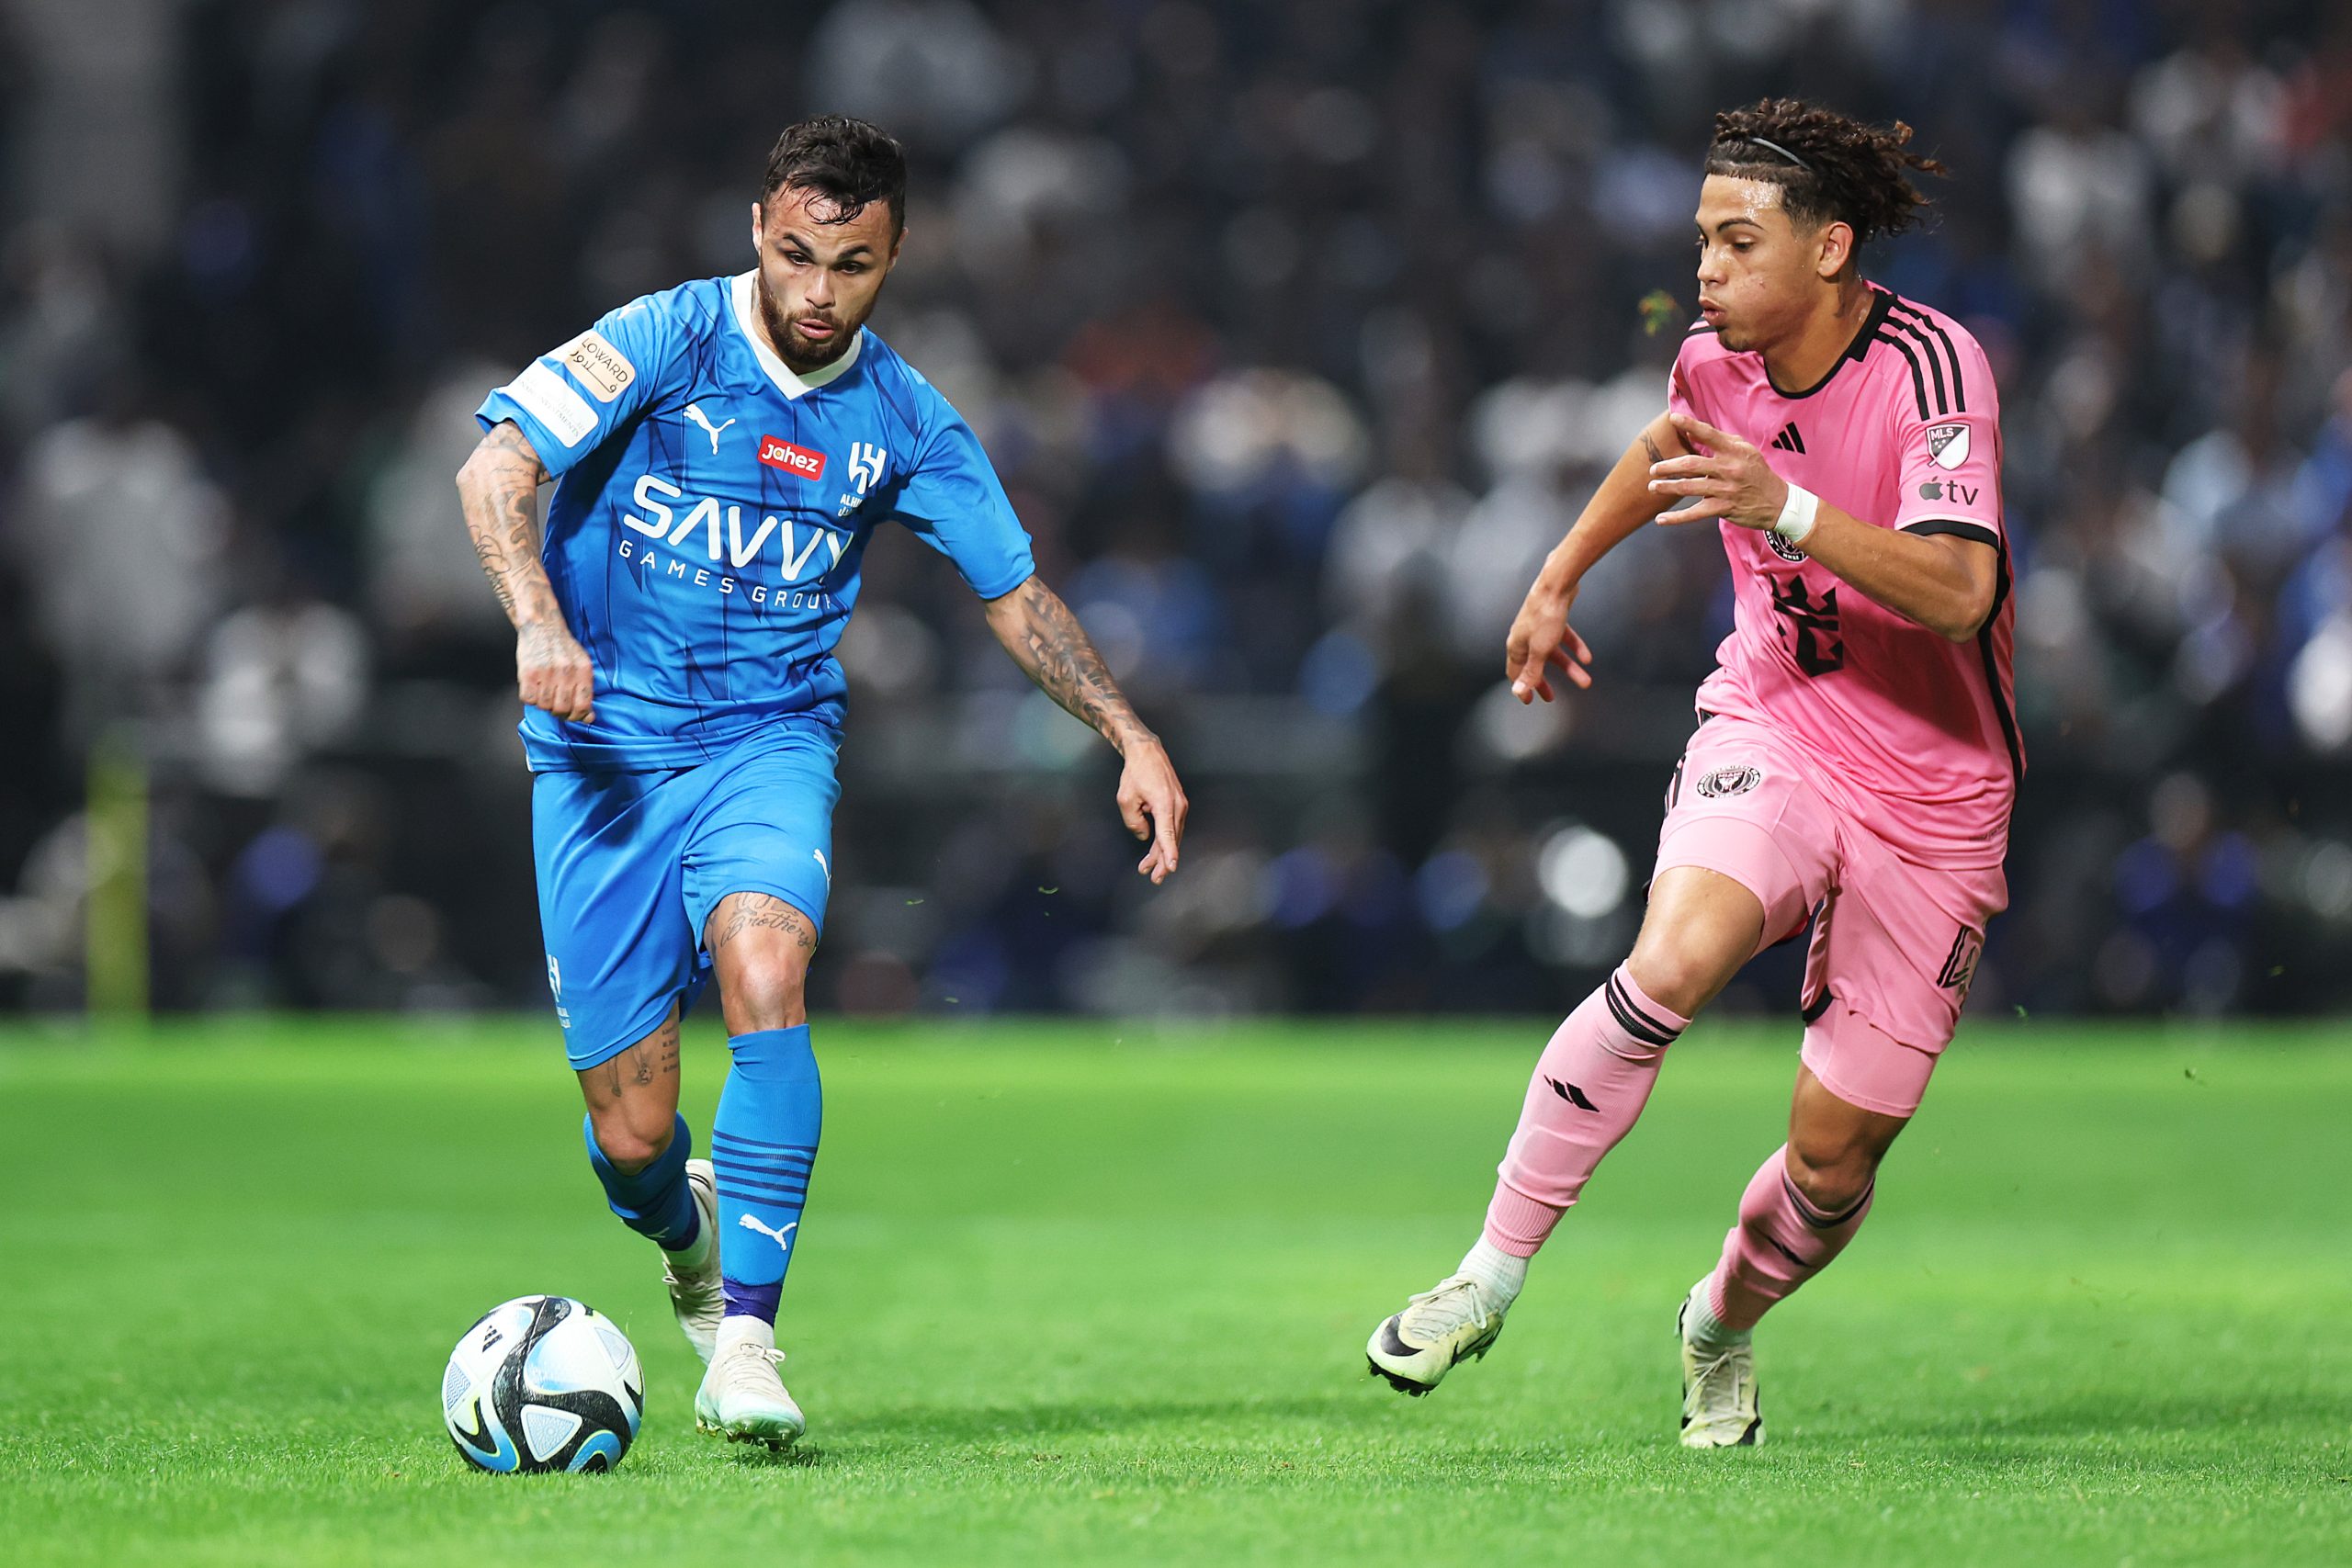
[756,267,867,373]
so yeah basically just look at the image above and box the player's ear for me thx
[1816,220,1854,281]
[750,201,765,255]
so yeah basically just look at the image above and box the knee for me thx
[1782,1140,1877,1217]
[1622,934,1725,1021]
[1623,867,1768,1020]
[725,953,808,1032]
[589,1107,674,1174]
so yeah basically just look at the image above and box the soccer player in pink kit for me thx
[1365,100,2015,1448]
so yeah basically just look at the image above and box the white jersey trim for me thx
[507,360,597,447]
[731,271,862,400]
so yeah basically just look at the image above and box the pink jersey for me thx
[1667,286,2018,870]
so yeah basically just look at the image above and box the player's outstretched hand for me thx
[1505,583,1594,705]
[516,620,595,723]
[1116,738,1188,885]
[1648,412,1789,531]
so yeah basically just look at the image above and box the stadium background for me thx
[3,0,2349,1025]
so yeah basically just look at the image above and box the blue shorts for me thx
[532,724,840,1070]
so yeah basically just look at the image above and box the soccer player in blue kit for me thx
[454,117,1189,1450]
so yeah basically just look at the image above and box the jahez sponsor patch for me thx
[759,436,826,480]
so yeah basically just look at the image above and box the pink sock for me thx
[1708,1145,1875,1330]
[1482,967,1690,1258]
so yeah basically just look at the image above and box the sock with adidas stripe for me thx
[1482,965,1690,1258]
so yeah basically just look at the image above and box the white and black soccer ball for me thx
[441,1296,643,1473]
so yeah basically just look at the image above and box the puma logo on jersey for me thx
[738,1215,797,1254]
[684,403,736,455]
[813,849,831,888]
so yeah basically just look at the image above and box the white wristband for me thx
[1772,482,1819,547]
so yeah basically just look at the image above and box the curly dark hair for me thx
[760,115,908,236]
[1703,98,1945,246]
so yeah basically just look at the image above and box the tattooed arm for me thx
[982,573,1189,884]
[455,420,596,722]
[1503,409,1693,704]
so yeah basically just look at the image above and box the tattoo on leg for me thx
[711,893,817,953]
[596,1015,682,1096]
[632,1015,681,1083]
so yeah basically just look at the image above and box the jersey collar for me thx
[731,271,862,399]
[1766,285,1894,400]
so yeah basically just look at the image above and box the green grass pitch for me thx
[2,1017,2347,1566]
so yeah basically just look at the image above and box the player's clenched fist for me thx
[516,620,595,723]
[1647,412,1791,531]
[1505,582,1595,705]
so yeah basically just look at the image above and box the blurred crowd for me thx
[4,0,2351,1021]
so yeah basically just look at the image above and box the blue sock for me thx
[583,1112,702,1251]
[712,1025,822,1324]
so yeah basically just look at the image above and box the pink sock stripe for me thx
[1608,967,1690,1039]
[1781,1171,1873,1228]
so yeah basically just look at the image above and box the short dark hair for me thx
[1704,98,1946,246]
[759,115,908,237]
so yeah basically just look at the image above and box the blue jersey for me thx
[477,272,1035,772]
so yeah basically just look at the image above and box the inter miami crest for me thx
[1695,765,1762,799]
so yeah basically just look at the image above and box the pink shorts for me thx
[1654,715,2007,1118]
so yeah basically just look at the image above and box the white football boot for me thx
[662,1158,724,1364]
[695,1324,806,1450]
[1677,1291,1763,1448]
[1365,1274,1510,1395]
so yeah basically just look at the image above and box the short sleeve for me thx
[1667,331,1710,426]
[888,388,1036,601]
[1892,333,2003,547]
[475,295,684,478]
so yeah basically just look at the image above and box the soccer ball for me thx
[441,1295,643,1473]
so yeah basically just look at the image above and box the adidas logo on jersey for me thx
[1769,423,1806,455]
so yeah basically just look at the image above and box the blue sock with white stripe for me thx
[711,1025,822,1325]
